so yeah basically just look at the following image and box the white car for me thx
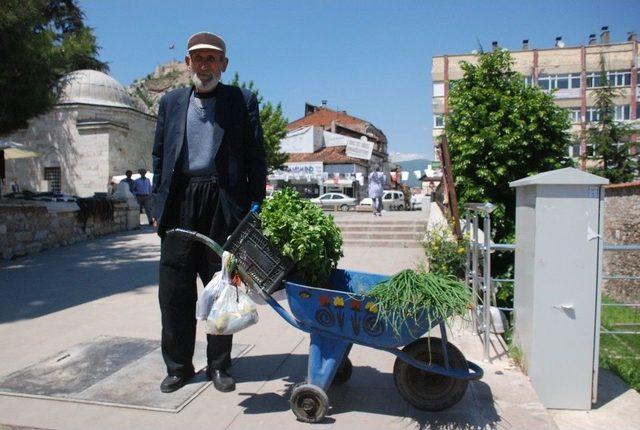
[410,194,423,210]
[310,193,357,211]
[359,190,405,211]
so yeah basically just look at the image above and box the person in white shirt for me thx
[134,169,153,225]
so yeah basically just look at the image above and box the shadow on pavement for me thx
[234,353,500,429]
[593,368,633,409]
[0,229,159,323]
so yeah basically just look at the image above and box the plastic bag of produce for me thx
[205,283,259,335]
[196,252,233,320]
[199,252,259,335]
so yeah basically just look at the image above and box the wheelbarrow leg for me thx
[290,333,351,423]
[307,332,351,391]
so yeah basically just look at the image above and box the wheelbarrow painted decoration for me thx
[167,214,483,424]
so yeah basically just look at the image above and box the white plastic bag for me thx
[196,271,225,321]
[197,251,259,335]
[205,281,259,335]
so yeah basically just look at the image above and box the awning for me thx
[322,179,356,186]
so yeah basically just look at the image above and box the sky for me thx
[79,0,639,159]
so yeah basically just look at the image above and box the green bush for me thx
[422,223,466,279]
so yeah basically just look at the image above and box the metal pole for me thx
[483,213,492,362]
[471,213,480,335]
[464,213,471,319]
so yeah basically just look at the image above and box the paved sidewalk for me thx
[0,218,637,429]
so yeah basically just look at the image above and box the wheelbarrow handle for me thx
[167,228,225,258]
[165,227,267,301]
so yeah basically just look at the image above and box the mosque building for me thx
[4,69,156,197]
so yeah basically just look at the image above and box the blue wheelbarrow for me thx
[168,213,483,423]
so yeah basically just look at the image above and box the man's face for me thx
[185,49,228,85]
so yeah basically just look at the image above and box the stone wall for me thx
[0,199,137,260]
[603,181,640,303]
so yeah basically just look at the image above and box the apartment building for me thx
[431,27,639,168]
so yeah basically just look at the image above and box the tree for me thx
[445,49,573,244]
[585,59,638,183]
[229,73,288,172]
[0,0,108,135]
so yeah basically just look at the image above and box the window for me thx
[434,114,445,128]
[523,76,533,87]
[568,141,581,158]
[587,70,632,87]
[568,108,581,123]
[586,72,600,88]
[585,107,600,123]
[433,82,445,97]
[608,70,631,87]
[44,167,61,193]
[614,105,630,121]
[537,73,581,90]
[331,194,342,200]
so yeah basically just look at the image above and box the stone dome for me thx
[58,69,134,108]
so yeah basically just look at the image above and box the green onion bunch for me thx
[366,269,471,337]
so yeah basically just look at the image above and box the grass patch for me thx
[600,295,640,391]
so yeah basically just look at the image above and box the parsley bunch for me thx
[260,188,343,287]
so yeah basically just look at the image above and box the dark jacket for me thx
[151,84,266,234]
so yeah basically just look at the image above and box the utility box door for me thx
[511,168,607,410]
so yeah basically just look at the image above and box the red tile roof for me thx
[286,146,368,166]
[287,108,366,131]
[286,106,387,144]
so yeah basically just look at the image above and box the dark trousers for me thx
[159,175,232,377]
[372,196,383,214]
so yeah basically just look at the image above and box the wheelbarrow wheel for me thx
[332,357,352,385]
[393,337,469,411]
[290,383,329,423]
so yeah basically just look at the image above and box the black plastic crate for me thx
[223,212,294,294]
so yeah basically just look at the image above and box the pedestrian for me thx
[134,168,153,225]
[151,31,266,394]
[368,166,385,216]
[120,170,135,194]
[9,177,20,194]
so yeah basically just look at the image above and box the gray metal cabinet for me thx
[510,168,608,410]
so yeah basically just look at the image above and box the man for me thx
[134,168,153,225]
[120,170,135,194]
[151,32,266,394]
[9,177,20,193]
[368,166,385,216]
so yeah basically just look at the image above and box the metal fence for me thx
[601,244,640,340]
[464,203,514,362]
[464,202,639,365]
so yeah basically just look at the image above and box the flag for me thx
[414,170,422,179]
[401,171,409,181]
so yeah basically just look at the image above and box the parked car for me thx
[310,193,357,211]
[410,194,425,210]
[359,190,405,211]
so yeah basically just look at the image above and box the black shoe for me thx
[160,372,194,393]
[209,369,236,392]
